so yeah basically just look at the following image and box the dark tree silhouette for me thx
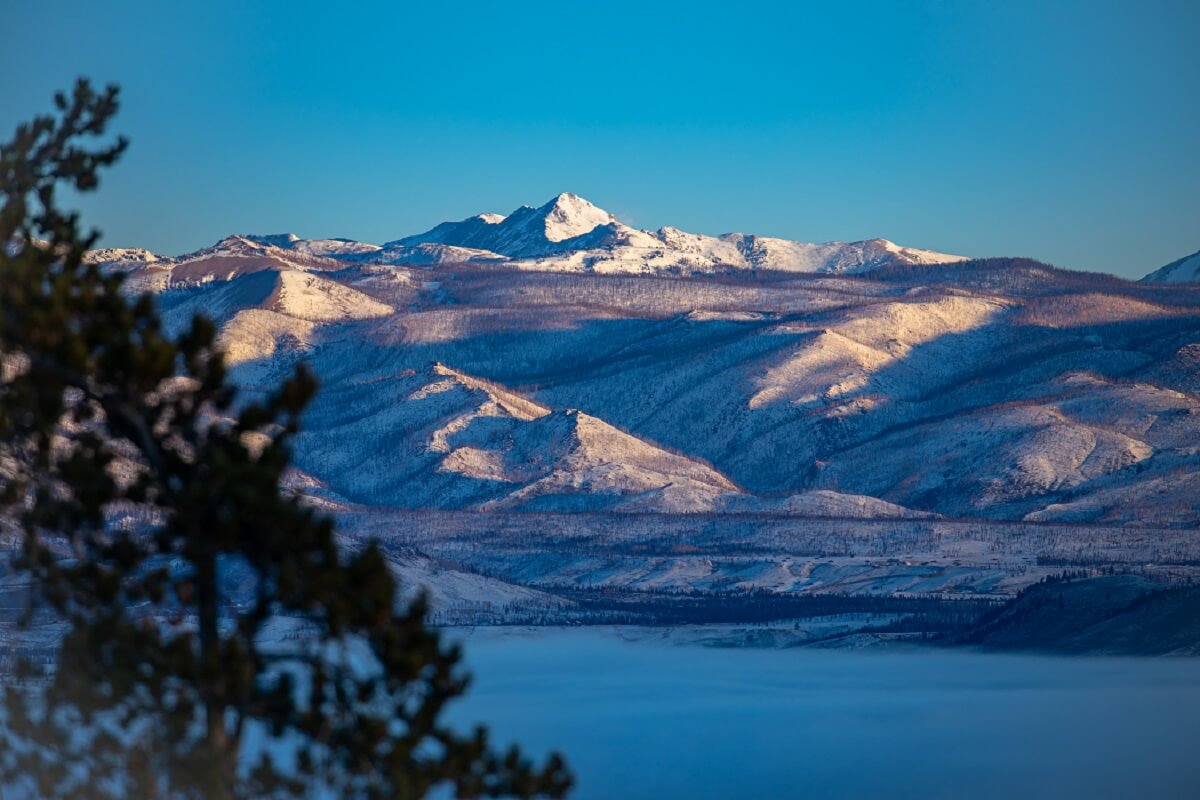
[0,80,571,800]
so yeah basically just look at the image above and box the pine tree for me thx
[0,80,571,800]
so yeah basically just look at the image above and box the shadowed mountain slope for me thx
[94,201,1200,526]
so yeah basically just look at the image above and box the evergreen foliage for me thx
[0,80,570,800]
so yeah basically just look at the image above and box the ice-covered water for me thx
[447,628,1200,800]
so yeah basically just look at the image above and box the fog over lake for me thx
[446,629,1200,800]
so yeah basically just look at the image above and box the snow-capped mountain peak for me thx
[103,193,968,279]
[396,192,618,258]
[538,192,616,243]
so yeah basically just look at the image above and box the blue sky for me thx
[3,0,1197,278]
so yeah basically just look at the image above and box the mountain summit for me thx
[396,192,619,259]
[537,192,617,243]
[386,192,964,275]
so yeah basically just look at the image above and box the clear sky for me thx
[3,0,1197,278]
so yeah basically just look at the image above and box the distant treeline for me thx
[554,587,1002,626]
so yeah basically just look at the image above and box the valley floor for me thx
[5,512,1197,669]
[336,511,1200,647]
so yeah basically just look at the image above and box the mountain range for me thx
[87,192,1199,284]
[87,191,973,280]
[78,193,1200,532]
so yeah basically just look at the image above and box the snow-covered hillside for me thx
[10,214,1200,625]
[92,213,1200,528]
[1143,249,1200,283]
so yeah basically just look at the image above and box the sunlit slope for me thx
[106,237,1200,525]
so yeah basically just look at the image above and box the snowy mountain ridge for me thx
[91,192,969,279]
[392,192,970,275]
[76,195,1200,529]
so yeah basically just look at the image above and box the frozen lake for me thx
[446,628,1200,800]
